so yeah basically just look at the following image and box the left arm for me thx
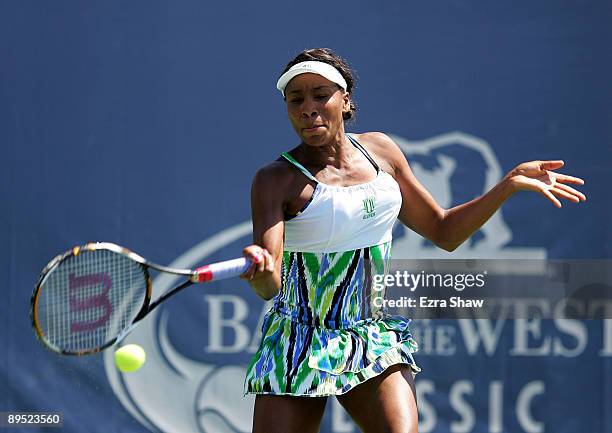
[440,160,587,250]
[363,133,586,252]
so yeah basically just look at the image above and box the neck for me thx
[297,130,355,169]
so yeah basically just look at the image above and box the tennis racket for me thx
[30,242,251,356]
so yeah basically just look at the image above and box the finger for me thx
[243,247,264,265]
[249,249,264,275]
[550,187,580,203]
[263,249,274,272]
[257,255,266,274]
[543,189,562,208]
[554,173,585,185]
[540,160,564,170]
[555,182,587,201]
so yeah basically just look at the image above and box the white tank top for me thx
[282,135,402,253]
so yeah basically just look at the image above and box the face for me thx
[284,73,351,146]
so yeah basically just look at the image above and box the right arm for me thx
[241,164,287,300]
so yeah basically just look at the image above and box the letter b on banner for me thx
[204,295,250,353]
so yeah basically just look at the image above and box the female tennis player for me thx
[240,48,586,433]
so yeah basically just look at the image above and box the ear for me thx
[342,91,351,114]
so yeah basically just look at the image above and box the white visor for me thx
[276,61,347,97]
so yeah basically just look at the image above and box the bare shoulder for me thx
[252,159,298,198]
[350,131,407,174]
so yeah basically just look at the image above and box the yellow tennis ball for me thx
[114,344,146,372]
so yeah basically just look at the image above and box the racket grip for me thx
[193,257,250,283]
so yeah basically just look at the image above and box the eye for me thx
[315,94,330,101]
[289,97,304,104]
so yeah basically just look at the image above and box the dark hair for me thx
[281,48,357,122]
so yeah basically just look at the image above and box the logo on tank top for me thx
[362,196,376,219]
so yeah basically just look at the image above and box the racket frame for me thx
[30,242,206,356]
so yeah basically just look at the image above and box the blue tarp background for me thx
[2,1,610,432]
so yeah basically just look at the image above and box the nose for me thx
[300,98,318,119]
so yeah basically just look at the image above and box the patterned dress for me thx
[245,135,420,397]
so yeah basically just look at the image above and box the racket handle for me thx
[193,257,250,283]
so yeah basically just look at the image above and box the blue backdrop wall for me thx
[2,1,611,432]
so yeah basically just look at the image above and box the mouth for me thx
[302,125,326,132]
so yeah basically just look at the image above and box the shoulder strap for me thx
[346,134,380,172]
[281,152,318,183]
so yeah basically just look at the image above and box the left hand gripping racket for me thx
[30,242,250,355]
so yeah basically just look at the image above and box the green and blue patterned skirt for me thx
[244,242,420,397]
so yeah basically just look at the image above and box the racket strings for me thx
[36,249,147,353]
